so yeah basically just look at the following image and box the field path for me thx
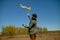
[6,35,40,40]
[0,33,60,40]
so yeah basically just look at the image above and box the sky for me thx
[0,0,60,32]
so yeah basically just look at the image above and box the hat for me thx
[32,14,37,18]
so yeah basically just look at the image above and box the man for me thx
[23,13,37,40]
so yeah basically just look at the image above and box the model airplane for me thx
[19,3,31,10]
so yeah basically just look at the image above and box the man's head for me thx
[32,13,37,20]
[32,14,37,18]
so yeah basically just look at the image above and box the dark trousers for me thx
[30,34,36,40]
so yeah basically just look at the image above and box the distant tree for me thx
[18,28,28,35]
[2,25,17,36]
[42,27,48,33]
[2,25,29,35]
[37,27,42,34]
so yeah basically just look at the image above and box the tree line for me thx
[2,25,48,36]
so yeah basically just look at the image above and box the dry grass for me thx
[0,31,60,40]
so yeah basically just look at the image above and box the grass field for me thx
[0,31,60,40]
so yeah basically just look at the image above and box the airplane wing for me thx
[19,3,28,8]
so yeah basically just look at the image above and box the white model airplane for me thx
[19,3,31,10]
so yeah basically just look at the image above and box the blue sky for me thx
[0,0,60,32]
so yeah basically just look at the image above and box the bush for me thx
[2,25,48,35]
[42,27,48,33]
[2,25,17,36]
[2,25,28,35]
[18,28,28,35]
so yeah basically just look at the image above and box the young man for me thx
[23,13,37,40]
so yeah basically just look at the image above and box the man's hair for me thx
[32,14,37,18]
[32,13,37,20]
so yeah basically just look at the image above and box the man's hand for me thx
[27,13,30,17]
[22,24,29,28]
[22,24,26,27]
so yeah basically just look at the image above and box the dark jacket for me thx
[26,16,37,35]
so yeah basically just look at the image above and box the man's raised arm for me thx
[27,13,30,20]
